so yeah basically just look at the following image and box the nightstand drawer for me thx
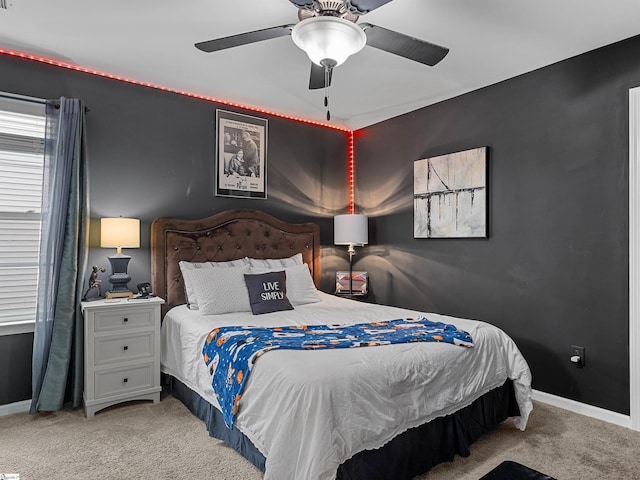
[94,308,155,332]
[94,332,155,366]
[94,363,154,399]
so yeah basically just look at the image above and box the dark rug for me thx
[480,461,556,480]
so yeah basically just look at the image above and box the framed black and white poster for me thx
[215,109,268,199]
[414,147,488,238]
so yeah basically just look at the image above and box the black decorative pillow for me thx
[244,271,294,315]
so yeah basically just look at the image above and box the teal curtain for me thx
[30,98,89,413]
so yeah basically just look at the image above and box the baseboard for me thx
[0,399,30,417]
[532,389,631,429]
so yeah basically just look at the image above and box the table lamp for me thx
[334,214,368,296]
[101,217,140,298]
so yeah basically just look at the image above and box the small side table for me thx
[81,296,164,418]
[333,292,372,303]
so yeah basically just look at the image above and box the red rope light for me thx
[0,49,351,133]
[0,48,358,212]
[348,130,355,214]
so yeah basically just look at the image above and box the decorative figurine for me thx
[82,265,105,301]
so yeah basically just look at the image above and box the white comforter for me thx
[161,292,532,480]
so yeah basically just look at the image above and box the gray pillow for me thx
[244,270,294,315]
[183,266,251,315]
[179,258,250,309]
[248,253,303,269]
[249,263,320,305]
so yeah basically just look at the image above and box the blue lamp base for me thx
[106,254,133,299]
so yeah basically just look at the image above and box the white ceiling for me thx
[1,0,640,130]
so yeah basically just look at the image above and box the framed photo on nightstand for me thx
[335,271,368,296]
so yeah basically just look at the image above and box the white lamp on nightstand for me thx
[334,214,368,297]
[101,217,140,299]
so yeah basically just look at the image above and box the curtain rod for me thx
[0,91,46,105]
[0,92,90,113]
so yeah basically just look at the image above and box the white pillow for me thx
[250,263,320,306]
[179,258,250,309]
[248,253,303,269]
[182,266,251,315]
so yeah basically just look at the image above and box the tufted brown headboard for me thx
[150,209,321,316]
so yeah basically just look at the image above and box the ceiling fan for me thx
[195,0,449,85]
[195,0,448,119]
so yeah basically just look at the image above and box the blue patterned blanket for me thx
[202,317,474,428]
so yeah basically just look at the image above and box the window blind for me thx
[0,101,45,325]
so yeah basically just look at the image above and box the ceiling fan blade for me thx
[347,0,394,14]
[288,0,316,8]
[195,25,294,53]
[360,23,449,66]
[309,63,333,90]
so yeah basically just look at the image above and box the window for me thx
[0,95,45,333]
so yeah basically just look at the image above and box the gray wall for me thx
[0,334,32,405]
[354,36,639,415]
[2,34,638,415]
[0,54,349,406]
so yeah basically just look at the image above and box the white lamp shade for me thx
[292,16,366,67]
[334,214,368,246]
[100,217,140,248]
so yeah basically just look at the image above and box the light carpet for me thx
[1,393,639,480]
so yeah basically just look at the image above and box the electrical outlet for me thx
[571,345,585,367]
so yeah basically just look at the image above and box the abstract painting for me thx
[414,147,487,238]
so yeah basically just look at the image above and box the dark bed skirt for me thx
[169,377,520,480]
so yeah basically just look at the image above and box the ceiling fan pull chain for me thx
[324,88,330,120]
[324,63,331,121]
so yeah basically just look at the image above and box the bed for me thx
[151,209,532,480]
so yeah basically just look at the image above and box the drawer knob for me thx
[123,377,128,383]
[123,317,129,323]
[123,345,129,351]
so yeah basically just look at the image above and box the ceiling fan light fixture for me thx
[292,16,366,67]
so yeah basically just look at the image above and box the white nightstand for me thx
[81,296,164,418]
